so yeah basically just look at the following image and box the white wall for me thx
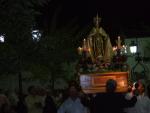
[125,37,150,81]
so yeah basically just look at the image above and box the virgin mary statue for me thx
[87,14,113,62]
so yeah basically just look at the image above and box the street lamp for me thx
[0,34,5,43]
[129,38,147,81]
[32,29,41,41]
[129,41,137,54]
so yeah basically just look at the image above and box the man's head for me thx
[68,81,80,99]
[69,85,78,98]
[138,82,145,94]
[28,86,37,96]
[106,79,117,93]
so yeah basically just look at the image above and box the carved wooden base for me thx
[79,72,129,93]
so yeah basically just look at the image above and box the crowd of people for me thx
[0,79,150,113]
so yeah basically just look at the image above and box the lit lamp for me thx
[78,47,83,55]
[129,41,137,54]
[129,39,147,81]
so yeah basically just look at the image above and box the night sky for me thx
[40,0,150,38]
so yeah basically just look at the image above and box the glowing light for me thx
[120,81,125,87]
[113,46,117,51]
[130,46,137,54]
[0,35,5,43]
[32,30,41,41]
[78,47,83,55]
[129,41,137,54]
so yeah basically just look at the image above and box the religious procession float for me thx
[77,15,129,93]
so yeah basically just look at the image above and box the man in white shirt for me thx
[25,86,43,113]
[132,82,150,113]
[58,83,88,113]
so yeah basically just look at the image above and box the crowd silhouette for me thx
[0,79,150,113]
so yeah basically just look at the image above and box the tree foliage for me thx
[0,0,89,89]
[0,0,50,74]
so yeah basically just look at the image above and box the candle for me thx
[117,36,121,49]
[78,47,83,55]
[113,46,117,51]
[112,46,117,55]
[121,45,127,54]
[83,38,86,50]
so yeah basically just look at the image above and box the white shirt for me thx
[134,94,150,113]
[25,95,44,113]
[58,97,88,113]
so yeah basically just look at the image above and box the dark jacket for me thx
[43,95,57,113]
[92,92,137,113]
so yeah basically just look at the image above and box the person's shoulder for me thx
[62,97,72,104]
